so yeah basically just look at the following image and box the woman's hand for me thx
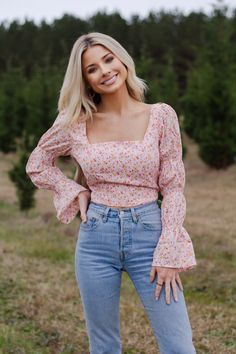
[78,190,91,222]
[150,266,184,305]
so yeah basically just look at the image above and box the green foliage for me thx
[0,67,28,152]
[25,65,63,139]
[198,128,235,168]
[182,3,236,168]
[0,3,235,219]
[8,133,36,212]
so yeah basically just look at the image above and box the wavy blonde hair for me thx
[57,31,149,188]
[58,32,148,128]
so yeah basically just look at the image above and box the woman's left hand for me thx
[149,266,184,305]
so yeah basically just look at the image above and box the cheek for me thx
[83,73,92,87]
[114,58,127,73]
[87,74,100,86]
[119,63,128,78]
[120,67,128,82]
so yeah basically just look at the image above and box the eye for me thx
[88,67,96,74]
[87,56,114,74]
[106,56,114,62]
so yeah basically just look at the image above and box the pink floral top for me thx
[26,102,197,272]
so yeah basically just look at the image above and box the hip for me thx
[77,199,162,241]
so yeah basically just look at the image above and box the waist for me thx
[89,187,159,209]
[106,205,134,209]
[89,199,159,214]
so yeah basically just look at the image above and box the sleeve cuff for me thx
[151,228,197,272]
[54,182,89,224]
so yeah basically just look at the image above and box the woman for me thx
[26,32,197,354]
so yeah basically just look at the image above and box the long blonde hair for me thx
[57,32,149,188]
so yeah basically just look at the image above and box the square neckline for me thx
[83,103,155,145]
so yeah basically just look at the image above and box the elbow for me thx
[25,160,34,179]
[25,159,44,189]
[26,162,37,183]
[159,179,185,197]
[25,163,33,177]
[25,148,45,180]
[158,171,185,197]
[160,187,184,199]
[25,169,39,188]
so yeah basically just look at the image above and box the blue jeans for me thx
[74,200,196,354]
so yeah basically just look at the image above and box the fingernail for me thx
[155,296,158,300]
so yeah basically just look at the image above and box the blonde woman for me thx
[26,32,197,354]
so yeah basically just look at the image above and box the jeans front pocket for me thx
[138,208,162,231]
[79,210,102,231]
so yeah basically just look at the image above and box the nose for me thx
[100,64,111,76]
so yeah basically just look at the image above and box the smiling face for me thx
[82,44,128,95]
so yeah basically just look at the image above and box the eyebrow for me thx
[85,52,111,69]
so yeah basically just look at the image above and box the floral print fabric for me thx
[151,104,196,272]
[25,117,89,224]
[25,102,197,272]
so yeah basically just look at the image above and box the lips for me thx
[101,73,118,85]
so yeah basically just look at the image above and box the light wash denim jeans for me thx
[74,200,196,354]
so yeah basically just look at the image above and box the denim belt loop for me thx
[102,207,110,223]
[131,207,138,223]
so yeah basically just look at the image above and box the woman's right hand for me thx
[78,190,91,223]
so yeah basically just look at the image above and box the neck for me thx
[97,83,139,116]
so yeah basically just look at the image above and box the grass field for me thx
[0,132,236,353]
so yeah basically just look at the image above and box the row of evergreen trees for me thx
[182,5,236,168]
[0,1,235,213]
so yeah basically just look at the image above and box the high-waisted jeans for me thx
[74,199,196,354]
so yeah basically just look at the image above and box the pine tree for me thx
[182,2,236,168]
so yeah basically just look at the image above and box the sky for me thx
[0,0,235,26]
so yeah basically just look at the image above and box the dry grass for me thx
[0,132,236,353]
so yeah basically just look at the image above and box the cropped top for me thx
[25,102,197,272]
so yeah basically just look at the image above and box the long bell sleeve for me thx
[152,103,197,272]
[25,111,89,224]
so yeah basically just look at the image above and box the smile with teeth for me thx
[101,74,118,85]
